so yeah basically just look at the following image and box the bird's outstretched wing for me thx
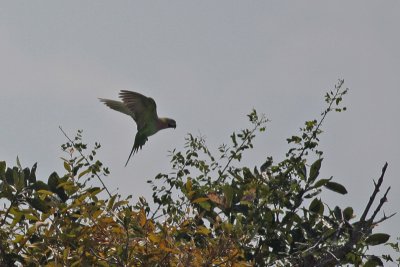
[98,99,134,117]
[119,90,158,131]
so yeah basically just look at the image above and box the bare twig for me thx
[373,212,396,225]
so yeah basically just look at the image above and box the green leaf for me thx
[296,162,307,181]
[324,181,347,194]
[343,207,354,221]
[33,180,50,191]
[113,200,129,209]
[25,213,39,221]
[231,132,238,147]
[333,206,342,220]
[37,189,54,199]
[223,184,234,209]
[243,167,255,181]
[309,198,324,214]
[308,158,323,183]
[12,168,25,191]
[97,261,110,267]
[88,187,102,196]
[48,172,68,202]
[5,167,14,184]
[64,161,72,172]
[78,168,91,178]
[313,177,332,188]
[107,194,117,210]
[260,157,273,172]
[287,135,302,144]
[10,209,23,228]
[16,156,22,170]
[0,161,6,177]
[13,234,25,244]
[365,233,390,246]
[48,172,59,192]
[198,201,211,211]
[23,168,31,186]
[185,178,192,193]
[364,256,383,267]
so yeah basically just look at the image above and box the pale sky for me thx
[1,1,399,259]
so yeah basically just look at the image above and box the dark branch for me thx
[359,162,388,223]
[370,186,391,222]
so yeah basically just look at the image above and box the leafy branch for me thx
[59,126,112,198]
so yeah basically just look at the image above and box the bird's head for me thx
[167,119,177,129]
[159,118,176,130]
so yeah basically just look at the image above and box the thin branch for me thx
[283,80,346,179]
[298,79,345,160]
[373,212,396,225]
[151,183,173,220]
[89,248,118,265]
[216,118,264,183]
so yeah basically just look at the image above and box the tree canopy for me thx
[0,80,398,266]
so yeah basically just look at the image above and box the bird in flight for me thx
[99,90,176,166]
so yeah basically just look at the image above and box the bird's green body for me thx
[100,90,176,166]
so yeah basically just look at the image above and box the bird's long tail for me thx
[125,133,148,167]
[125,143,136,167]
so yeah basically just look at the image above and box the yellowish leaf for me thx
[78,168,91,178]
[148,232,161,243]
[192,197,209,203]
[160,240,179,254]
[63,247,70,261]
[196,226,211,235]
[185,178,192,192]
[100,217,114,224]
[111,226,124,234]
[37,190,54,200]
[92,210,103,219]
[139,208,147,227]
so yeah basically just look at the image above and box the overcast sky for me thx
[1,1,399,259]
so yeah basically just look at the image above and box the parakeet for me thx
[99,90,176,166]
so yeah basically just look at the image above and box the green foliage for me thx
[0,80,397,266]
[148,80,397,266]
